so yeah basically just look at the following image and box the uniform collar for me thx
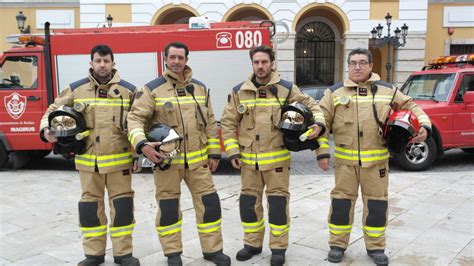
[163,66,193,90]
[242,71,280,91]
[87,69,120,90]
[343,72,381,88]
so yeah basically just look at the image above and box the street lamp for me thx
[16,11,31,34]
[370,13,408,83]
[106,14,113,28]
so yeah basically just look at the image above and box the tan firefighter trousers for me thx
[328,162,389,251]
[154,164,224,256]
[240,166,291,251]
[79,169,135,258]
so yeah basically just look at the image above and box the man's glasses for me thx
[348,61,369,68]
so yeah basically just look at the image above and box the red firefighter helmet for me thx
[384,110,420,153]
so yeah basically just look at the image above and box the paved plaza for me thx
[0,159,473,265]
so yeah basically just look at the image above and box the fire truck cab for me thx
[0,21,274,168]
[396,54,474,171]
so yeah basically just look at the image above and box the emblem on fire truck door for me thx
[216,32,232,48]
[4,92,27,120]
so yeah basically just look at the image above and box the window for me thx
[450,44,474,55]
[295,21,335,87]
[401,74,455,102]
[0,56,38,89]
[455,74,474,102]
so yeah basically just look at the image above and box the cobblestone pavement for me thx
[0,150,473,265]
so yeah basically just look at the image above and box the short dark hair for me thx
[347,48,372,64]
[90,44,114,61]
[249,45,275,62]
[164,42,189,58]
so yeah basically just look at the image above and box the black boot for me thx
[167,254,182,266]
[327,246,345,263]
[270,250,286,266]
[114,255,140,266]
[203,250,231,266]
[367,250,389,265]
[236,245,262,261]
[77,255,105,266]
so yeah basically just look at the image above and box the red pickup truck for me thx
[396,54,474,171]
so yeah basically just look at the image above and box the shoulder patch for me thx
[277,79,293,90]
[191,78,207,89]
[233,82,244,93]
[69,77,89,91]
[374,80,394,89]
[145,76,167,91]
[328,82,343,92]
[118,79,136,92]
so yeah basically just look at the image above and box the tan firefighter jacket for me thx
[127,66,220,170]
[315,73,432,168]
[221,71,325,171]
[39,70,136,173]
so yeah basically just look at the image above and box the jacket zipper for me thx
[356,87,362,166]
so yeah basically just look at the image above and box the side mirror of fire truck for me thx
[463,91,474,105]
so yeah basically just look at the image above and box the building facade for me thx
[1,0,473,87]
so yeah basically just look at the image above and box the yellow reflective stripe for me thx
[417,114,430,124]
[157,220,182,236]
[334,147,389,162]
[333,95,393,105]
[328,223,352,235]
[110,224,135,237]
[363,225,385,237]
[242,219,265,233]
[313,113,325,123]
[75,154,96,166]
[269,223,289,236]
[155,96,205,106]
[207,138,220,149]
[96,152,133,167]
[240,98,281,106]
[80,225,107,237]
[317,137,329,149]
[241,149,291,165]
[224,139,239,151]
[74,98,130,107]
[197,219,221,233]
[128,128,145,144]
[184,148,208,164]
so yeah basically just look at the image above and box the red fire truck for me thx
[396,54,474,171]
[0,21,274,168]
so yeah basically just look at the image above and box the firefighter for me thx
[221,45,325,266]
[127,42,231,266]
[39,45,140,266]
[316,48,432,265]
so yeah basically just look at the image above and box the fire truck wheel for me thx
[29,150,52,158]
[395,137,437,171]
[461,148,474,153]
[0,144,10,168]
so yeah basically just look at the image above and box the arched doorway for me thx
[222,4,272,22]
[152,5,199,25]
[295,21,336,87]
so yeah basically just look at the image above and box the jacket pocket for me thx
[196,105,209,130]
[334,135,353,148]
[238,136,253,149]
[83,104,95,129]
[241,106,255,130]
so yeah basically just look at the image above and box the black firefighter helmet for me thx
[278,102,319,152]
[146,124,182,170]
[48,105,87,156]
[384,110,420,153]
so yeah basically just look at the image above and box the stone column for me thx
[393,32,426,88]
[275,33,296,82]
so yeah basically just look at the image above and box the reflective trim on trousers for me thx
[157,220,182,236]
[363,225,385,237]
[242,219,265,233]
[197,219,221,233]
[269,223,290,236]
[328,223,352,235]
[80,225,107,237]
[110,224,135,237]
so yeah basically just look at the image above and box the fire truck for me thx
[0,21,274,168]
[396,54,474,171]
